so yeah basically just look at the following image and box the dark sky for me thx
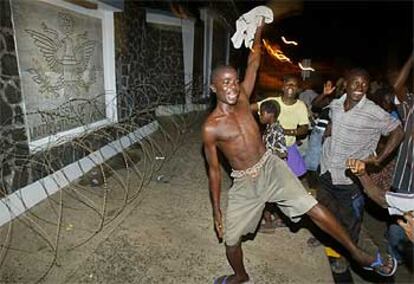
[267,1,413,77]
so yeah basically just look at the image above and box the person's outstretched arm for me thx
[357,175,388,209]
[241,21,264,99]
[311,80,336,109]
[346,159,388,208]
[347,159,414,243]
[202,123,224,240]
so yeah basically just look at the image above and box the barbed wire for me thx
[0,74,208,283]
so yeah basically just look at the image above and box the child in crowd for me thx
[253,75,309,177]
[260,100,288,159]
[258,100,288,232]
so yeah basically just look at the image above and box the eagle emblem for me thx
[25,12,99,99]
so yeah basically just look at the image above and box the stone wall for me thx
[0,0,30,195]
[0,1,192,195]
[115,2,185,123]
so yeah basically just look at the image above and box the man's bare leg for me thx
[307,203,395,273]
[217,242,249,284]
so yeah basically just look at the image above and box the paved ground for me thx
[2,112,411,283]
[0,113,333,283]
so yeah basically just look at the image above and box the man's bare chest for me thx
[216,112,256,142]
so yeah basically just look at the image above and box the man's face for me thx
[345,74,369,103]
[282,78,299,99]
[211,68,240,105]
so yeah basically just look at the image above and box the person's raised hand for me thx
[323,80,336,96]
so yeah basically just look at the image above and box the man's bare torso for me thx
[205,94,265,170]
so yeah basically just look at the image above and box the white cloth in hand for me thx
[386,191,414,215]
[231,6,273,49]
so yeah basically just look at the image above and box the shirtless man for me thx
[202,23,397,284]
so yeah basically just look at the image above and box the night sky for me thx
[268,1,413,77]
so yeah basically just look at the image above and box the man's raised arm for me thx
[241,22,264,99]
[393,51,413,102]
[312,80,336,109]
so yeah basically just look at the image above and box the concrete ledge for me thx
[0,103,207,227]
[155,103,208,116]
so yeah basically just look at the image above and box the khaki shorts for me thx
[224,153,318,246]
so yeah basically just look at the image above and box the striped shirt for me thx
[321,94,401,185]
[392,93,414,193]
[314,107,330,131]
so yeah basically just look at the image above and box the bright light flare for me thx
[298,62,315,72]
[281,36,298,46]
[262,39,292,63]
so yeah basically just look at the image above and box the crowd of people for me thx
[202,15,413,284]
